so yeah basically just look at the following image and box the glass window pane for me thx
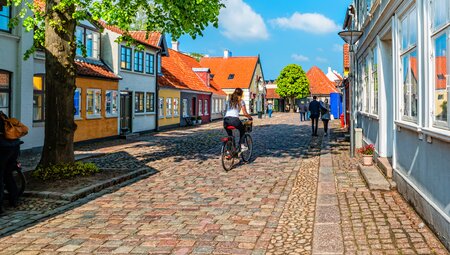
[409,9,417,46]
[434,34,448,123]
[33,76,43,91]
[0,16,8,31]
[433,0,448,30]
[106,91,112,114]
[410,50,418,117]
[402,55,410,117]
[74,89,80,117]
[86,30,93,57]
[76,27,84,56]
[401,17,408,50]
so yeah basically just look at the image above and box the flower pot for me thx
[197,120,202,125]
[362,155,373,166]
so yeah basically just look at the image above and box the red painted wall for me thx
[197,94,211,123]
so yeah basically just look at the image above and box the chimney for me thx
[172,41,179,51]
[224,49,232,59]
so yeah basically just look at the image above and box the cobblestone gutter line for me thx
[330,130,449,254]
[266,138,321,255]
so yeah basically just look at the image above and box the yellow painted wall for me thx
[159,89,181,127]
[74,77,119,142]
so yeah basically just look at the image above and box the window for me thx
[431,1,450,128]
[86,89,102,117]
[0,6,10,32]
[134,51,144,72]
[157,54,162,75]
[166,97,172,117]
[146,92,155,112]
[75,26,100,58]
[371,47,378,115]
[159,97,164,118]
[74,88,81,119]
[120,46,132,70]
[173,98,179,117]
[145,53,155,74]
[198,99,203,116]
[105,90,118,116]
[204,99,208,115]
[363,58,370,113]
[135,92,144,113]
[400,8,418,121]
[182,99,188,117]
[228,74,235,80]
[33,75,45,122]
[0,70,11,115]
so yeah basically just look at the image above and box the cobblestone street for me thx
[0,113,448,254]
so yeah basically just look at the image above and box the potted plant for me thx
[197,116,202,125]
[357,144,375,166]
[190,116,197,125]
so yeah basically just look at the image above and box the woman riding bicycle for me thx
[223,88,253,152]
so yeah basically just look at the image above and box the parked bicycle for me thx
[4,141,26,199]
[221,119,253,171]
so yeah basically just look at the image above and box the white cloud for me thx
[332,44,342,52]
[270,12,340,34]
[316,57,329,63]
[219,0,269,40]
[292,54,309,62]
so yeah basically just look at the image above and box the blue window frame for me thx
[145,53,155,74]
[0,6,11,32]
[120,46,132,70]
[134,51,144,72]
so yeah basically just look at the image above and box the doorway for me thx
[120,91,132,134]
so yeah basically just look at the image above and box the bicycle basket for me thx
[244,121,253,132]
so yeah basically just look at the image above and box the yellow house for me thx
[158,87,181,129]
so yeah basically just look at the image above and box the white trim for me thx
[180,90,211,95]
[394,167,450,223]
[421,127,450,143]
[395,120,421,133]
[0,32,19,40]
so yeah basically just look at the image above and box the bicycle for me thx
[4,142,26,199]
[221,119,253,171]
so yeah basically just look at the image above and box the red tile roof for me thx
[266,88,281,99]
[306,66,339,95]
[75,58,120,80]
[199,56,259,89]
[98,20,161,49]
[160,49,226,96]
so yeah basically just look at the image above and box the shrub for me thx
[357,144,375,155]
[33,162,100,181]
[197,116,202,120]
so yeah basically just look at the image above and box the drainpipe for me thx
[155,49,161,131]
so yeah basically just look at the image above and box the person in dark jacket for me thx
[308,96,326,136]
[0,112,21,214]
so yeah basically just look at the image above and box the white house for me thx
[101,23,168,134]
[344,0,450,249]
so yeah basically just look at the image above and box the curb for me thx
[0,168,158,237]
[23,168,156,201]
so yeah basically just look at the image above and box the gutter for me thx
[155,49,161,132]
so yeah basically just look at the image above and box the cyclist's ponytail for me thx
[229,88,243,109]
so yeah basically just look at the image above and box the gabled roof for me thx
[306,66,339,95]
[266,88,281,99]
[98,21,162,50]
[199,56,259,89]
[160,49,226,96]
[75,57,121,80]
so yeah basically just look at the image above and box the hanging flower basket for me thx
[357,144,375,166]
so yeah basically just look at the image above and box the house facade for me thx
[345,0,450,248]
[265,80,285,112]
[200,51,265,115]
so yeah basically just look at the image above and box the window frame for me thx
[75,26,100,59]
[120,46,132,71]
[173,98,179,117]
[158,97,164,118]
[105,90,118,117]
[146,92,155,113]
[198,99,203,116]
[74,88,82,119]
[204,99,209,115]
[371,46,379,115]
[134,50,144,73]
[86,88,102,118]
[135,92,145,113]
[166,97,172,118]
[145,53,155,75]
[33,74,45,122]
[0,5,11,33]
[0,70,11,116]
[182,98,188,117]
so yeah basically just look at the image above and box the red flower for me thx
[357,144,375,155]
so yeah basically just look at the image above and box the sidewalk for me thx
[321,126,449,254]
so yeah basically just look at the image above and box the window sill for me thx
[359,112,379,120]
[422,127,450,143]
[395,120,421,133]
[32,122,45,128]
[86,115,102,120]
[120,69,156,77]
[0,32,19,40]
[105,115,118,119]
[166,116,173,119]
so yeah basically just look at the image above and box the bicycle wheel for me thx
[241,134,253,162]
[12,167,26,197]
[221,140,235,171]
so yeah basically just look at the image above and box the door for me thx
[120,91,132,134]
[191,97,196,116]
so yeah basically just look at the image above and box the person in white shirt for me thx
[223,88,253,151]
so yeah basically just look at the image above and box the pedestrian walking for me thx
[299,102,307,122]
[321,99,331,136]
[0,112,21,215]
[308,96,326,136]
[267,102,273,118]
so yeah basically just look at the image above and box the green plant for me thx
[357,144,375,155]
[275,64,310,113]
[197,116,203,120]
[32,162,100,181]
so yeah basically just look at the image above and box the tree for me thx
[8,0,224,167]
[275,64,310,113]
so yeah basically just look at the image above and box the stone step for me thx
[358,163,391,191]
[376,157,393,179]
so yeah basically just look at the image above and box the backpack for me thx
[0,111,29,140]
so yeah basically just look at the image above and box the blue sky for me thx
[171,0,351,80]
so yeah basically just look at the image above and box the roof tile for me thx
[306,66,339,95]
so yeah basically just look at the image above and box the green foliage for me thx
[275,64,310,99]
[9,0,225,59]
[32,162,100,181]
[189,52,205,62]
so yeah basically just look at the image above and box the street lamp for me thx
[338,29,363,157]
